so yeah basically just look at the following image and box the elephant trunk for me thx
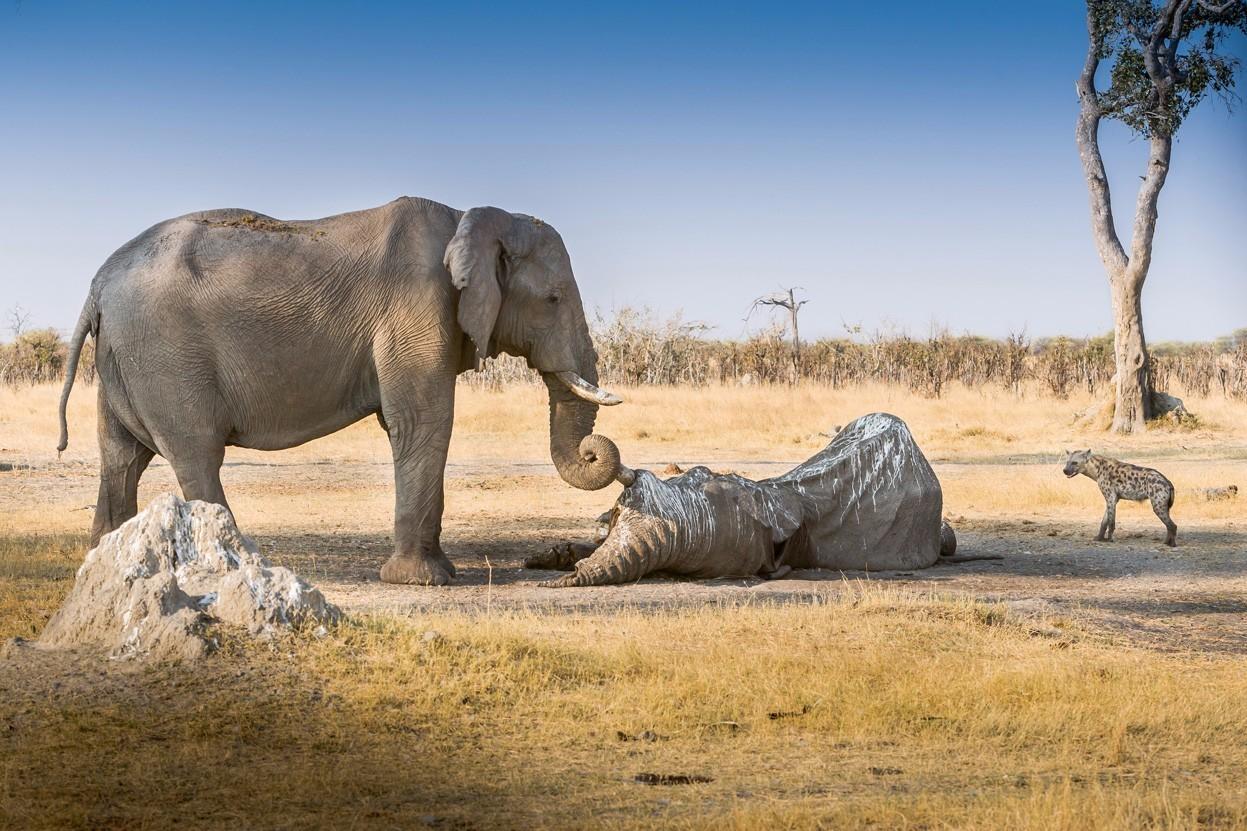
[543,372,623,491]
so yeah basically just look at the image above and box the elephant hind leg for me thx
[91,388,156,545]
[164,436,230,514]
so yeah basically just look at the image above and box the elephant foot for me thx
[524,542,594,572]
[380,554,454,586]
[432,549,457,578]
[537,573,580,588]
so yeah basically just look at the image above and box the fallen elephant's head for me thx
[540,466,803,587]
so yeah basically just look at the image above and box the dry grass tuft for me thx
[2,556,1245,829]
[0,532,87,640]
[3,382,1246,828]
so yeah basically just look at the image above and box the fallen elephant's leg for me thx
[523,541,599,571]
[538,540,650,587]
[760,564,792,580]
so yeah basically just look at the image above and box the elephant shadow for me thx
[255,529,575,587]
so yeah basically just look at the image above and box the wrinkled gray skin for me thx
[57,197,624,585]
[530,413,953,587]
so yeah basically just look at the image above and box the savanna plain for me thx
[2,381,1246,829]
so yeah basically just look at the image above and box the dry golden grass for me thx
[3,382,1246,828]
[2,557,1246,829]
[4,380,1243,532]
[0,532,85,640]
[7,380,1246,466]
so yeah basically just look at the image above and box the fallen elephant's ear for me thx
[708,480,804,544]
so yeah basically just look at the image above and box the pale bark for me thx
[1076,2,1184,433]
[1110,276,1151,431]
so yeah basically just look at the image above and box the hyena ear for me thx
[1062,448,1070,456]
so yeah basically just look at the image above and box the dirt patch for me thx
[4,453,1244,654]
[200,213,323,236]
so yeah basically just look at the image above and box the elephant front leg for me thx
[380,413,457,586]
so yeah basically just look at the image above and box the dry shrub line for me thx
[462,309,1247,400]
[5,309,1244,399]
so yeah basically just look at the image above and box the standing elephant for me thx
[57,196,624,585]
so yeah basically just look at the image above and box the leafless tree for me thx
[1076,0,1245,432]
[7,305,30,340]
[747,287,808,380]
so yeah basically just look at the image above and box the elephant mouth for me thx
[553,371,623,406]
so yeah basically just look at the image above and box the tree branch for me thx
[1170,0,1195,41]
[1127,133,1173,284]
[1196,0,1240,14]
[1076,7,1129,275]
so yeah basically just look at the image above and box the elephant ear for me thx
[444,207,535,364]
[744,484,805,544]
[705,478,804,544]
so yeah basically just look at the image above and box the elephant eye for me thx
[547,293,561,304]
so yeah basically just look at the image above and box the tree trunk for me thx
[1076,8,1173,434]
[788,291,801,384]
[1109,273,1151,432]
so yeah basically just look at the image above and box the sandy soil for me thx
[5,450,1243,655]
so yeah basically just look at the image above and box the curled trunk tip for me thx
[546,373,622,491]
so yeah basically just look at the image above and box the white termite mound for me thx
[40,493,340,661]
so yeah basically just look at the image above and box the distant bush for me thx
[4,311,1244,400]
[0,328,93,386]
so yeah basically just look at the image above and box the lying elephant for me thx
[527,413,957,587]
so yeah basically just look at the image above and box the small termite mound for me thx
[39,493,340,661]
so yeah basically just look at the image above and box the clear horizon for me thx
[1,1,1244,343]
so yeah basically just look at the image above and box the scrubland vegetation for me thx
[5,308,1246,400]
[3,312,1246,829]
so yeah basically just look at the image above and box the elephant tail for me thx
[57,295,96,456]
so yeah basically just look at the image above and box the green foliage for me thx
[1089,0,1246,137]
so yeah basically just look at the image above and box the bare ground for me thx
[3,385,1247,829]
[5,453,1243,655]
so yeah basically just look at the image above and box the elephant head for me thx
[444,206,622,491]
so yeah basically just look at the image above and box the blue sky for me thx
[1,1,1243,342]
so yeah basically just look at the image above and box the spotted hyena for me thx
[1062,450,1177,546]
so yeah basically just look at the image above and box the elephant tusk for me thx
[554,371,623,406]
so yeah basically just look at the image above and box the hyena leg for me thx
[1097,497,1116,541]
[1152,492,1177,547]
